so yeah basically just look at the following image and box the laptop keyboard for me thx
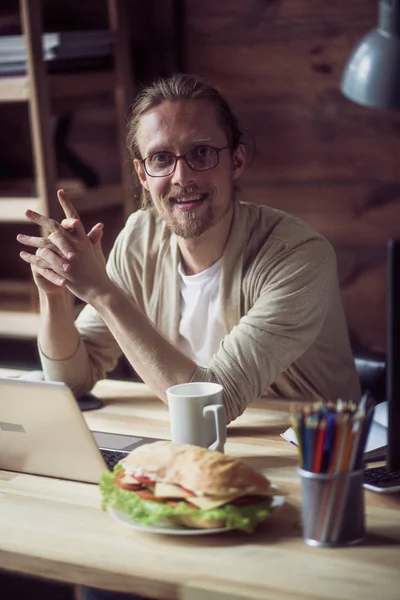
[364,466,400,491]
[100,448,129,470]
[363,446,387,463]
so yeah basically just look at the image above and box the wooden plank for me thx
[0,310,40,338]
[0,279,38,313]
[242,182,400,246]
[108,0,137,218]
[0,77,30,102]
[185,0,377,44]
[20,0,59,221]
[0,72,115,104]
[341,265,387,353]
[182,578,281,600]
[0,198,41,222]
[0,383,399,599]
[48,71,115,100]
[186,39,363,104]
[0,184,122,222]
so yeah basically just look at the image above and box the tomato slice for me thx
[114,470,143,491]
[180,486,195,496]
[134,475,156,485]
[135,489,164,502]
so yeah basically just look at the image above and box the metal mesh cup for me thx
[297,467,365,547]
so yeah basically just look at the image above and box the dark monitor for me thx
[387,239,400,472]
[363,240,400,491]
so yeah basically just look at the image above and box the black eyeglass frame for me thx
[140,145,230,178]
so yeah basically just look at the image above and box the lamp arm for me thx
[380,0,400,36]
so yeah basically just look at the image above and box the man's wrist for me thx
[38,287,74,310]
[87,280,121,312]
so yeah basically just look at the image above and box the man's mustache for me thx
[161,187,205,202]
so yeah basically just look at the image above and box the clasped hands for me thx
[17,189,111,305]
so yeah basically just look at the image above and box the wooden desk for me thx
[0,375,400,600]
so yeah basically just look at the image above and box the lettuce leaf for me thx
[100,467,272,533]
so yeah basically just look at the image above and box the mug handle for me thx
[203,405,227,452]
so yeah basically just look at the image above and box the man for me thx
[17,73,361,424]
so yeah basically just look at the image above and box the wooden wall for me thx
[183,0,400,354]
[2,0,398,354]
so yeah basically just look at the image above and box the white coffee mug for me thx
[166,382,226,452]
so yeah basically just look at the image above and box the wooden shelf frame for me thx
[0,310,40,338]
[0,0,137,330]
[0,71,116,103]
[0,0,135,223]
[0,183,123,222]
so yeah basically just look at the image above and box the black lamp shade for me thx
[341,1,400,110]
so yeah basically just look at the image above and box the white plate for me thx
[107,495,284,536]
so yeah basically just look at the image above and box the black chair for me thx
[354,350,386,404]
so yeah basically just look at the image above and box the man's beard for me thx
[164,204,215,239]
[155,194,215,239]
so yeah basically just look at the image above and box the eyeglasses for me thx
[141,145,229,178]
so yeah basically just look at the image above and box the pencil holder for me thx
[297,468,365,547]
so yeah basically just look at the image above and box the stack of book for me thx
[0,30,115,75]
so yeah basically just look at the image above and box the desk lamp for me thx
[341,0,400,110]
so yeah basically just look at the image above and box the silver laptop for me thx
[0,377,163,484]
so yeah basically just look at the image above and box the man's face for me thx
[134,99,245,239]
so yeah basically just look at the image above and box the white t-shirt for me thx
[177,258,225,367]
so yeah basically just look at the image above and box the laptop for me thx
[0,376,164,484]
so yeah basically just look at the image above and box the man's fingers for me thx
[60,217,86,241]
[33,265,67,287]
[24,208,78,249]
[20,249,71,275]
[87,223,104,245]
[24,190,80,233]
[57,189,80,220]
[47,230,76,259]
[61,217,80,230]
[25,209,62,233]
[17,233,51,249]
[16,233,70,258]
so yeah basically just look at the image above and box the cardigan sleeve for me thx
[190,237,337,423]
[38,216,141,397]
[38,210,171,397]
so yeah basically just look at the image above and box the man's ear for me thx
[134,159,149,190]
[232,144,246,180]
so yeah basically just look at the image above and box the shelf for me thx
[0,197,41,222]
[0,70,115,103]
[49,71,115,100]
[0,309,40,338]
[0,76,31,102]
[0,278,40,339]
[0,284,83,339]
[0,183,124,222]
[0,279,38,311]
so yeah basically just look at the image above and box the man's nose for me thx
[171,157,195,186]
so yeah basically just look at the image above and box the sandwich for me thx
[100,441,275,532]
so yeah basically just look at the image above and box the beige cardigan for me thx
[40,202,361,422]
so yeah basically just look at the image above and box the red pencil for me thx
[313,419,326,473]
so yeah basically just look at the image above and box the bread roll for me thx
[121,441,272,497]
